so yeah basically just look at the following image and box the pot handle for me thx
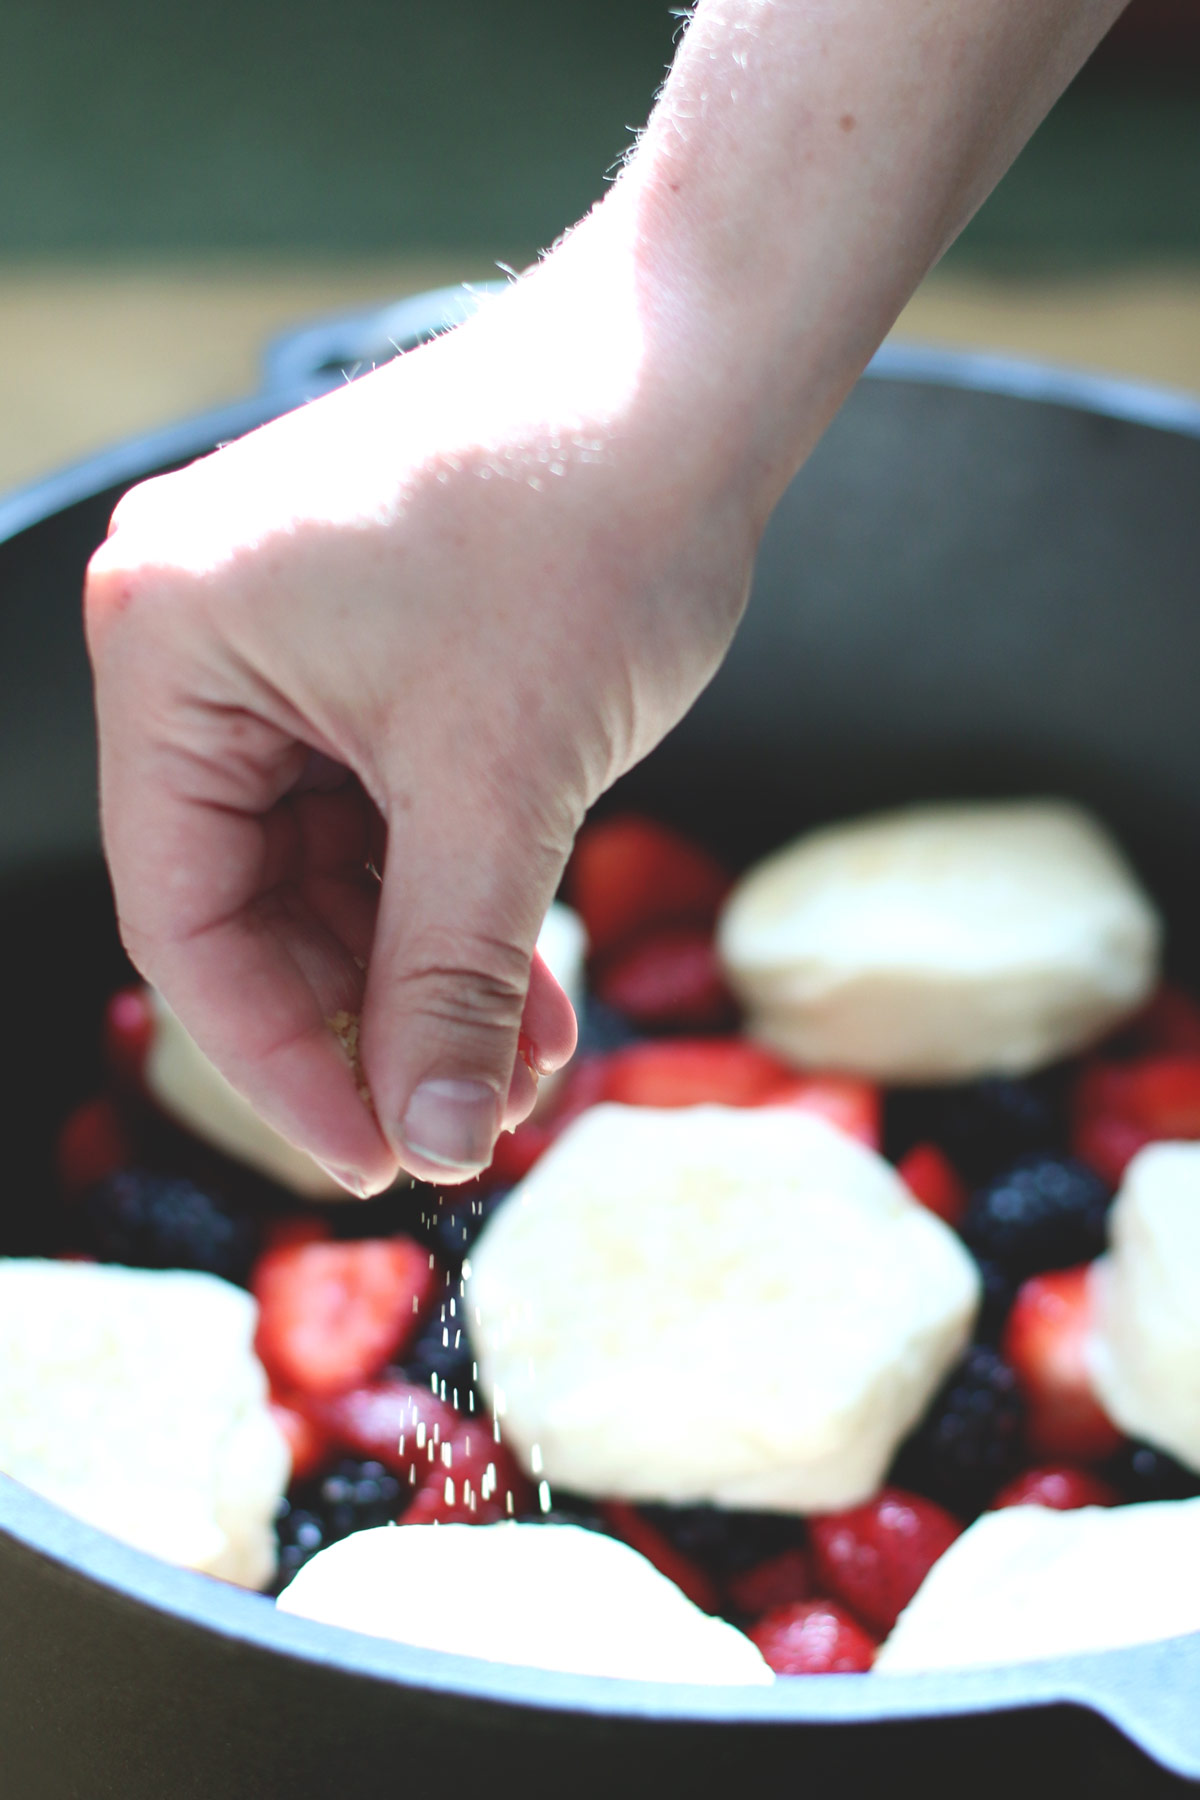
[1068,1631,1200,1782]
[260,280,506,400]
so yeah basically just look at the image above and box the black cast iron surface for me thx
[2,287,1200,1795]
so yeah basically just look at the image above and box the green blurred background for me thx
[1,0,1197,267]
[1,0,1198,492]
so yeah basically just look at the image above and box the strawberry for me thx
[304,1376,458,1481]
[599,1038,794,1109]
[259,1213,332,1254]
[1122,985,1200,1057]
[724,1546,814,1619]
[252,1236,438,1399]
[1072,1109,1153,1188]
[991,1464,1121,1510]
[598,1501,721,1614]
[404,1425,533,1524]
[747,1599,877,1674]
[103,985,155,1089]
[895,1142,968,1227]
[1002,1265,1124,1463]
[593,924,737,1032]
[809,1487,962,1636]
[566,814,732,959]
[55,1095,135,1196]
[1072,1052,1200,1183]
[757,1075,882,1150]
[269,1397,332,1483]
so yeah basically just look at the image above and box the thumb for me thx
[361,806,578,1183]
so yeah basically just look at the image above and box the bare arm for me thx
[84,1,1128,1193]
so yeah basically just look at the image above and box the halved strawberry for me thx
[724,1546,814,1619]
[1122,984,1200,1057]
[599,1038,794,1109]
[1072,1109,1153,1188]
[1002,1265,1124,1463]
[566,814,732,959]
[757,1075,882,1150]
[404,1426,533,1524]
[809,1487,962,1636]
[55,1095,135,1196]
[304,1376,459,1481]
[269,1397,332,1482]
[593,924,737,1032]
[252,1236,438,1399]
[747,1599,877,1674]
[103,985,155,1089]
[599,1501,721,1614]
[895,1142,968,1227]
[1072,1052,1200,1183]
[259,1213,332,1254]
[991,1464,1121,1510]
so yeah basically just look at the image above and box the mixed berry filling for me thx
[26,809,1200,1674]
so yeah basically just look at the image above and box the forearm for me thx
[569,0,1129,520]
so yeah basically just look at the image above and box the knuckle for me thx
[401,933,531,1042]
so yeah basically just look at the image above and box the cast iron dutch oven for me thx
[2,285,1200,1798]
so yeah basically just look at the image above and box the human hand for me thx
[84,210,760,1193]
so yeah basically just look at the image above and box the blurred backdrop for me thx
[1,0,1198,487]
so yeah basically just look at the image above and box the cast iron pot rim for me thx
[3,285,1200,546]
[4,1465,1200,1772]
[4,302,1200,1777]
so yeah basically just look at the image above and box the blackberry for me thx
[1105,1441,1200,1504]
[399,1303,478,1407]
[576,998,644,1057]
[973,1257,1019,1343]
[886,1073,1066,1184]
[81,1168,258,1284]
[273,1458,403,1593]
[962,1154,1112,1281]
[335,1184,508,1268]
[891,1344,1025,1515]
[638,1504,805,1579]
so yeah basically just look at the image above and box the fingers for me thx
[362,799,575,1184]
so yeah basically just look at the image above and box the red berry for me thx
[304,1376,459,1481]
[724,1546,814,1619]
[1072,1109,1153,1187]
[260,1214,332,1253]
[748,1600,877,1674]
[55,1096,135,1196]
[895,1142,968,1227]
[599,1037,794,1109]
[757,1075,882,1150]
[991,1464,1121,1511]
[593,925,737,1032]
[1123,985,1200,1057]
[1071,1052,1200,1183]
[566,814,732,959]
[809,1487,962,1636]
[598,1502,721,1614]
[268,1397,332,1482]
[1002,1266,1124,1463]
[404,1426,533,1524]
[252,1237,438,1399]
[103,985,155,1089]
[1123,1056,1200,1138]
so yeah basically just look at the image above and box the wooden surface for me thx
[2,259,1199,494]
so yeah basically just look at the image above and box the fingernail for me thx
[401,1079,499,1172]
[313,1160,372,1199]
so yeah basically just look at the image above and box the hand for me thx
[84,210,759,1192]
